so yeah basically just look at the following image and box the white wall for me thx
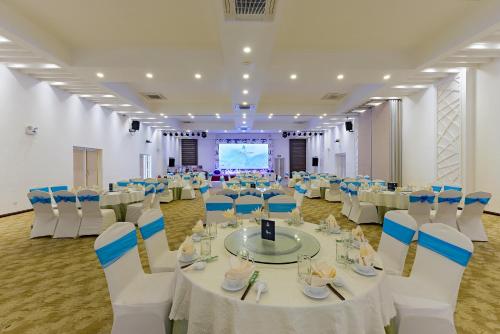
[371,102,391,181]
[0,66,163,214]
[323,123,358,178]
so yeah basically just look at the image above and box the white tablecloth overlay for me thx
[358,190,410,210]
[169,220,396,334]
[100,190,145,206]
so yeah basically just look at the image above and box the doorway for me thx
[289,139,307,172]
[335,153,346,178]
[140,154,152,178]
[73,147,102,188]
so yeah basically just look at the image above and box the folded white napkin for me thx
[223,208,235,219]
[326,214,339,229]
[309,261,337,287]
[359,241,376,266]
[192,220,204,234]
[352,226,366,242]
[291,208,301,220]
[225,256,255,281]
[180,238,195,257]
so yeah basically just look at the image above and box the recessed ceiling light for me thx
[100,104,112,107]
[260,130,264,133]
[294,115,298,119]
[243,73,250,80]
[216,113,221,119]
[290,73,297,80]
[319,116,323,119]
[224,130,228,133]
[160,113,164,116]
[163,116,168,119]
[80,94,92,98]
[296,113,301,116]
[242,101,248,106]
[135,111,144,114]
[243,46,252,54]
[337,74,344,80]
[242,113,247,118]
[96,72,104,78]
[146,73,154,79]
[242,121,247,124]
[323,113,327,116]
[242,89,249,95]
[0,35,10,43]
[352,109,366,113]
[190,115,195,119]
[8,63,27,68]
[383,74,391,80]
[43,64,60,69]
[194,73,202,79]
[49,81,66,86]
[120,104,131,107]
[102,94,114,98]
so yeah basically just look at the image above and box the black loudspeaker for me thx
[312,157,319,167]
[202,132,207,138]
[168,158,175,167]
[131,120,140,131]
[345,121,353,132]
[282,131,288,138]
[109,183,114,192]
[388,182,398,191]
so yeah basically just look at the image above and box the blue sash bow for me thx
[78,195,100,202]
[200,186,209,194]
[418,232,472,267]
[117,182,130,187]
[330,179,341,184]
[139,217,165,240]
[236,203,262,214]
[30,187,50,193]
[269,203,296,212]
[431,186,442,192]
[206,202,233,211]
[50,186,68,192]
[95,230,137,268]
[409,195,434,204]
[443,185,462,191]
[349,189,358,196]
[295,186,307,194]
[263,192,278,200]
[383,217,415,245]
[29,196,52,205]
[145,188,156,196]
[464,197,490,205]
[54,195,76,203]
[438,197,461,204]
[156,187,165,194]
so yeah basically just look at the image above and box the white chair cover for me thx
[205,195,234,224]
[235,195,264,219]
[395,190,435,240]
[126,185,155,224]
[378,211,417,275]
[340,183,352,217]
[293,184,306,207]
[151,184,165,209]
[180,185,196,200]
[348,184,378,224]
[456,191,491,241]
[216,189,239,201]
[268,195,296,219]
[52,190,82,238]
[28,190,59,238]
[305,179,321,199]
[138,209,177,273]
[325,179,341,202]
[95,222,174,334]
[431,190,462,229]
[387,223,473,334]
[199,184,210,202]
[78,190,116,236]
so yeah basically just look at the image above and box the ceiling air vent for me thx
[142,92,166,100]
[224,0,277,21]
[321,92,347,101]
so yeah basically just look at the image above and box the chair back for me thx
[348,184,360,209]
[262,189,285,200]
[443,185,462,192]
[117,180,130,187]
[50,185,68,193]
[461,191,491,218]
[329,178,341,191]
[94,222,143,302]
[77,190,102,218]
[53,190,79,217]
[151,184,165,209]
[434,190,462,228]
[411,223,473,309]
[235,195,264,216]
[408,190,435,217]
[268,195,296,219]
[199,184,210,202]
[340,182,352,217]
[240,189,261,198]
[216,189,238,200]
[205,195,234,223]
[143,185,156,209]
[378,211,417,275]
[138,209,169,269]
[28,191,56,216]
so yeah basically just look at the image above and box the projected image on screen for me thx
[219,144,269,169]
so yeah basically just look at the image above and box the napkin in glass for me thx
[225,256,255,281]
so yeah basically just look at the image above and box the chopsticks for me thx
[327,283,345,301]
[241,271,260,300]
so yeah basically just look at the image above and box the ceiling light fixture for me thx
[243,46,252,54]
[8,63,27,68]
[49,81,66,86]
[243,73,250,80]
[146,73,154,79]
[242,113,247,118]
[0,35,10,43]
[96,72,104,78]
[194,73,202,79]
[242,101,248,106]
[352,109,366,113]
[242,89,248,95]
[290,73,297,80]
[120,104,131,107]
[80,94,92,98]
[216,113,221,119]
[102,94,114,98]
[337,74,344,80]
[242,121,247,124]
[383,74,391,80]
[43,63,60,69]
[135,111,144,114]
[224,130,228,133]
[163,116,168,119]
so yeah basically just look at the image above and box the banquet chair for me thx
[138,209,177,272]
[180,183,196,200]
[52,190,82,238]
[325,179,341,202]
[235,195,264,219]
[50,185,68,193]
[456,192,491,241]
[443,185,462,192]
[205,195,234,224]
[28,190,59,238]
[95,222,174,334]
[430,190,462,229]
[293,184,306,207]
[387,223,473,334]
[305,180,321,199]
[340,183,352,217]
[431,185,442,193]
[77,190,116,236]
[378,211,417,275]
[240,189,261,198]
[126,185,155,224]
[199,184,210,202]
[216,189,239,200]
[348,184,379,224]
[159,183,174,204]
[268,195,297,219]
[395,190,435,240]
[151,184,165,209]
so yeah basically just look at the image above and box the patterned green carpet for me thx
[0,191,499,333]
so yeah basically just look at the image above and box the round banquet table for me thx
[100,190,145,220]
[169,220,396,334]
[358,190,411,210]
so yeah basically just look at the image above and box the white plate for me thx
[302,285,330,299]
[332,276,345,287]
[179,252,198,263]
[352,264,377,277]
[221,280,246,292]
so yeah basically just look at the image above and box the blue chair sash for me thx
[95,230,137,268]
[269,203,296,212]
[140,217,165,240]
[263,192,278,200]
[145,188,156,196]
[235,203,262,214]
[117,181,130,187]
[340,186,348,193]
[464,197,490,205]
[349,189,358,196]
[409,195,434,204]
[29,196,52,205]
[156,187,164,194]
[54,195,76,203]
[50,186,68,192]
[443,185,462,191]
[30,187,49,192]
[200,186,209,194]
[431,185,442,192]
[241,181,247,187]
[224,193,238,200]
[418,232,472,267]
[206,202,233,211]
[438,197,461,204]
[132,181,146,186]
[295,187,306,194]
[383,218,415,245]
[330,179,341,184]
[78,195,100,202]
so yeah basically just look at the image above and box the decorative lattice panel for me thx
[436,74,462,185]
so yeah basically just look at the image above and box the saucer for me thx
[352,264,377,277]
[192,234,202,242]
[329,227,341,234]
[332,276,345,287]
[302,285,330,299]
[221,280,246,292]
[179,252,198,263]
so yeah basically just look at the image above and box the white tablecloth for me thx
[169,220,395,334]
[358,190,411,210]
[100,190,145,206]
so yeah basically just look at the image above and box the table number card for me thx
[261,219,275,241]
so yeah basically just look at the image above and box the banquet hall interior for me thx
[1,0,500,333]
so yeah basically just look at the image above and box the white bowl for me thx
[304,284,328,296]
[224,278,245,289]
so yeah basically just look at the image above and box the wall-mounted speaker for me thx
[131,120,140,131]
[345,121,353,132]
[168,158,175,167]
[201,132,207,138]
[312,157,319,167]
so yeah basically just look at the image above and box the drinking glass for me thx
[200,236,211,259]
[297,254,311,282]
[336,238,347,264]
[207,223,217,239]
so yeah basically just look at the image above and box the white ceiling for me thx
[1,0,500,132]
